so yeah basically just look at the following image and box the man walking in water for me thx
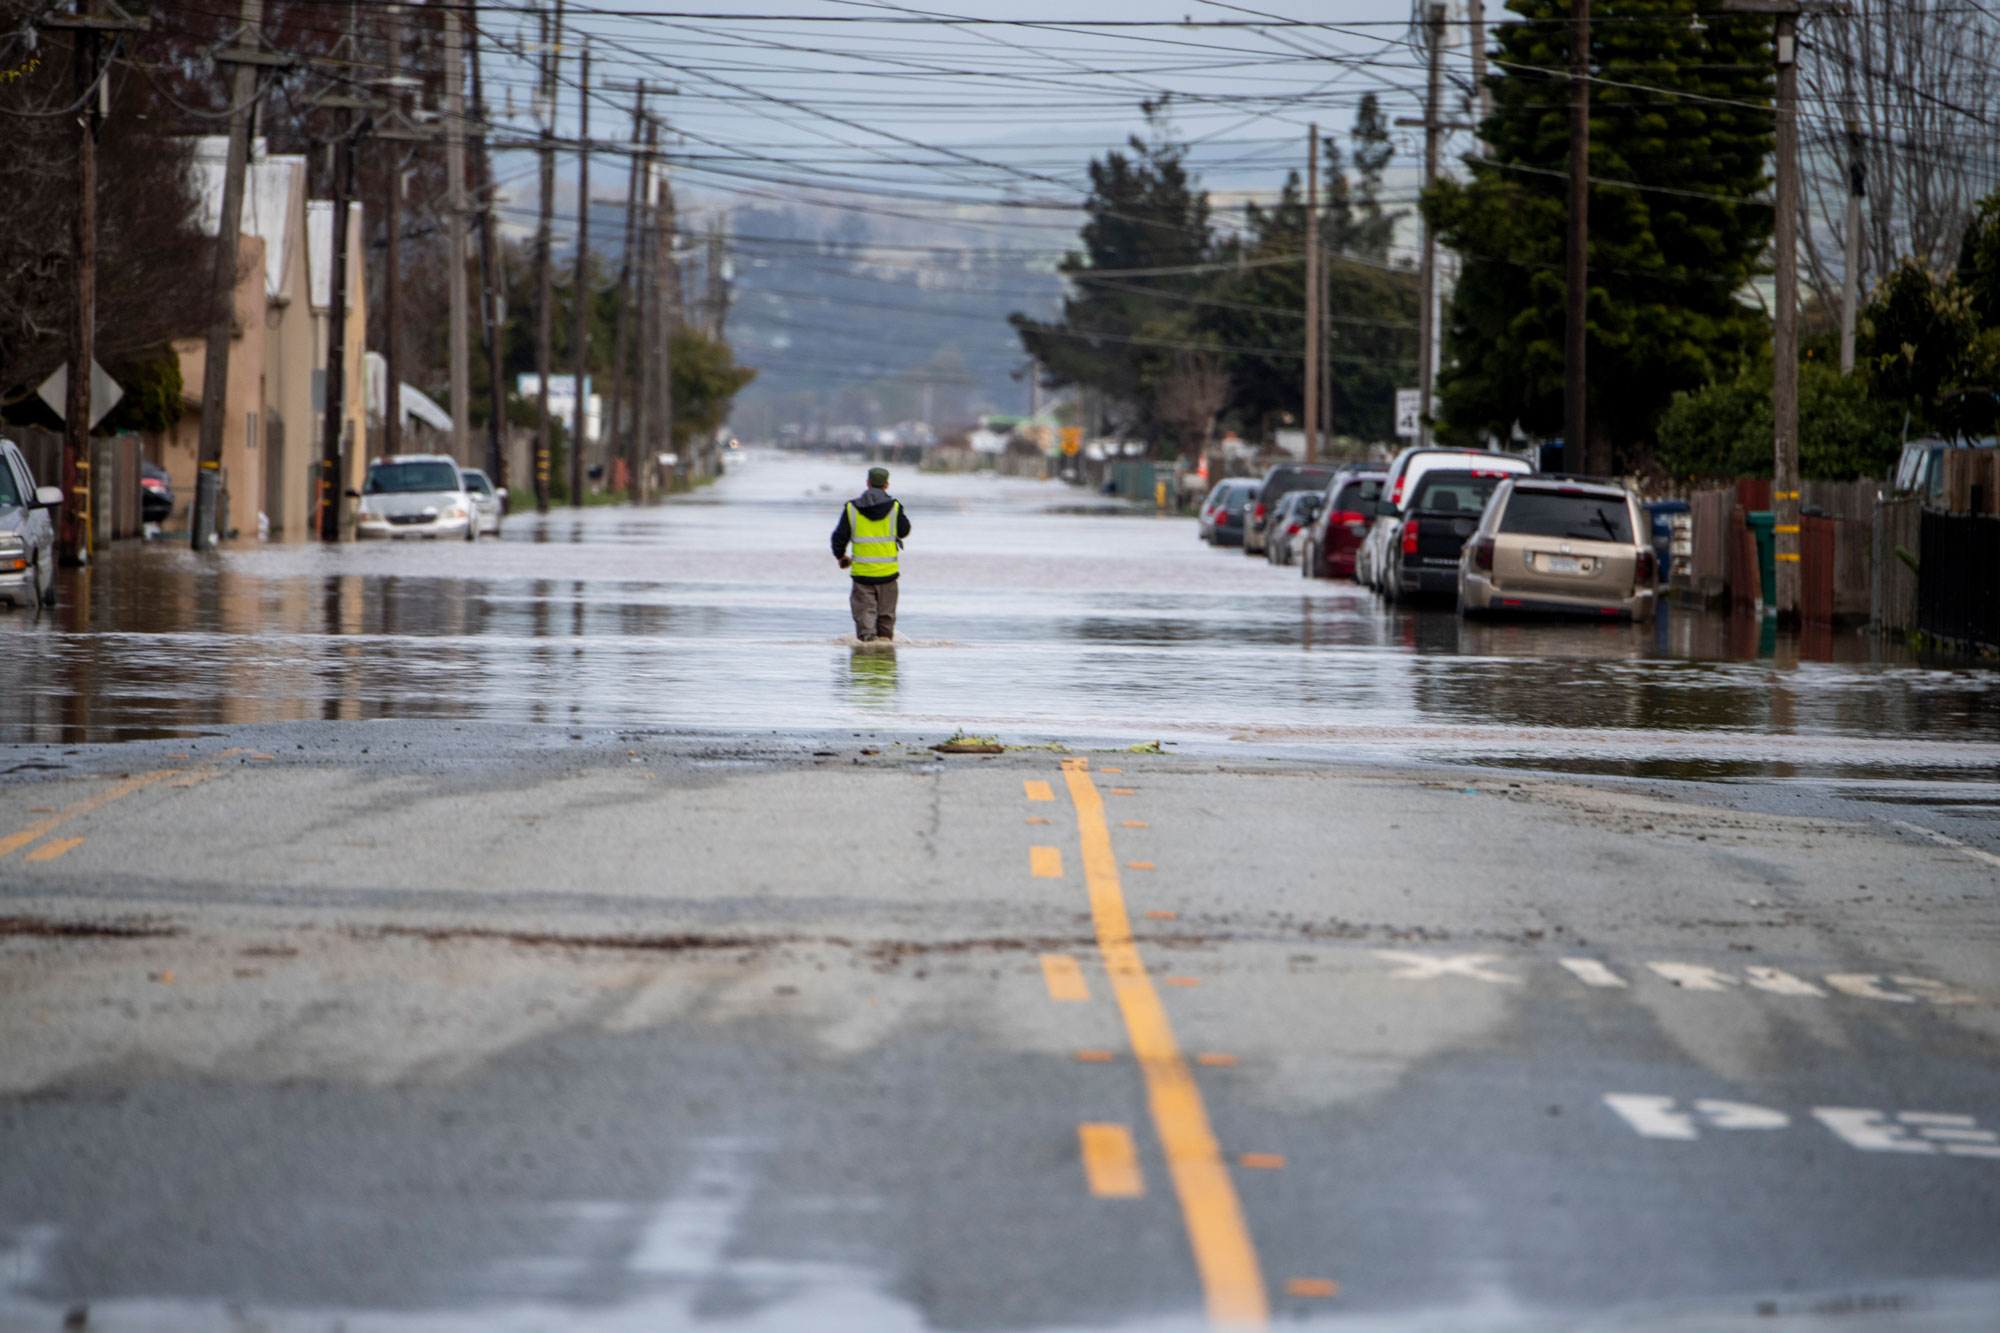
[831,466,912,643]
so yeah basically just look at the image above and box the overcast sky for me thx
[484,0,1483,238]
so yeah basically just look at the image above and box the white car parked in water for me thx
[353,455,479,541]
[460,467,505,538]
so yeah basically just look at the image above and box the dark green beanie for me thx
[867,466,890,488]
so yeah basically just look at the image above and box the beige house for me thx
[162,140,365,540]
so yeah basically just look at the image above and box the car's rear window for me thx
[1262,466,1336,502]
[365,461,462,494]
[1499,490,1634,543]
[1331,478,1381,512]
[462,472,492,495]
[0,460,19,508]
[1409,471,1501,516]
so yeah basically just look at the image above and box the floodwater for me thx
[3,449,1997,782]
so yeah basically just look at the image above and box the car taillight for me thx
[1635,548,1656,583]
[1287,522,1302,534]
[141,478,166,492]
[1252,502,1266,523]
[1329,510,1366,528]
[1401,519,1419,555]
[1472,536,1495,571]
[1389,477,1405,507]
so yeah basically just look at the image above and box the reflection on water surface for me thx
[2,452,1994,781]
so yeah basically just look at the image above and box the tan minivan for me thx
[1458,477,1656,621]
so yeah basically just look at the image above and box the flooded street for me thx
[5,456,2000,1333]
[8,450,1998,787]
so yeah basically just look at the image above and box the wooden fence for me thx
[6,426,142,546]
[1873,496,1922,634]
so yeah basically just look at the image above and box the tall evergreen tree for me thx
[1425,0,1775,465]
[1202,95,1418,442]
[1011,107,1212,443]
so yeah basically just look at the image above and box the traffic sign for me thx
[1060,426,1082,456]
[37,360,124,431]
[1395,388,1423,439]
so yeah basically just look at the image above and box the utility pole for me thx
[1839,115,1865,375]
[569,39,591,507]
[319,106,368,541]
[441,0,470,462]
[63,2,102,564]
[192,0,262,552]
[380,4,404,458]
[1303,122,1319,465]
[632,118,659,502]
[1721,0,1827,620]
[605,82,646,498]
[706,222,729,339]
[1564,0,1589,476]
[532,2,562,512]
[1418,3,1444,449]
[467,0,507,493]
[1771,7,1802,620]
[656,151,679,487]
[1468,0,1492,136]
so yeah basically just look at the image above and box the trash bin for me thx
[1643,500,1688,583]
[1747,510,1777,611]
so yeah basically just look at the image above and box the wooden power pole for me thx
[442,0,471,462]
[381,5,404,458]
[1418,3,1444,449]
[467,0,507,494]
[531,2,562,513]
[569,39,591,507]
[632,118,658,502]
[1303,122,1319,465]
[192,0,262,551]
[605,84,646,497]
[1564,0,1590,476]
[1771,6,1802,620]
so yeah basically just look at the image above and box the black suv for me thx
[1244,463,1339,556]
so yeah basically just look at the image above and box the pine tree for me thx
[1425,0,1775,465]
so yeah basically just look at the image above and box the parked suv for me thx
[1359,447,1532,590]
[1381,468,1510,604]
[353,455,479,541]
[0,437,62,609]
[1199,477,1256,547]
[1301,465,1386,580]
[1458,477,1656,621]
[1264,490,1322,566]
[1244,463,1338,555]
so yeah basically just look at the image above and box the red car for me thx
[1301,466,1386,580]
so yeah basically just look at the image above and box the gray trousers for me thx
[849,579,899,641]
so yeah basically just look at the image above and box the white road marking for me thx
[1887,975,1980,1005]
[1824,974,1917,1003]
[1559,958,1627,988]
[1694,1099,1789,1130]
[1742,967,1826,997]
[1890,818,2000,871]
[1604,1095,1698,1140]
[1603,1094,1790,1140]
[1646,962,1737,992]
[1372,951,1518,985]
[1617,1098,2000,1160]
[1813,1108,1938,1153]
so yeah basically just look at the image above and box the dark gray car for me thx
[0,438,62,610]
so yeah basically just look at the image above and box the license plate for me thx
[1544,554,1585,573]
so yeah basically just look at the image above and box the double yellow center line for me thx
[1059,758,1270,1329]
[0,768,190,862]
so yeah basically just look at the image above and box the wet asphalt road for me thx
[1,453,1997,1331]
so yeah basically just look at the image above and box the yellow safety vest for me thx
[847,501,901,578]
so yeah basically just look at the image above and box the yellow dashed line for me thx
[25,837,84,863]
[1024,779,1055,802]
[1041,953,1091,1002]
[1030,846,1064,878]
[1079,1123,1145,1197]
